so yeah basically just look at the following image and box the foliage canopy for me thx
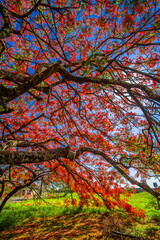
[0,0,160,213]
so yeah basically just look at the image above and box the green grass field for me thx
[0,192,160,239]
[0,193,107,231]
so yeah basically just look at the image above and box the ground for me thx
[0,192,160,239]
[1,211,160,240]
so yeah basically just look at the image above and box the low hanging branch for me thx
[0,146,159,202]
[0,173,40,213]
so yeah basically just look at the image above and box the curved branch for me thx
[0,145,159,200]
[1,62,159,107]
[75,147,160,199]
[0,62,62,105]
[0,175,39,213]
[0,1,21,39]
[8,0,42,19]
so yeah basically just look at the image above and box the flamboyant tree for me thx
[0,0,160,213]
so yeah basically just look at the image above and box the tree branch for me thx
[8,0,42,19]
[75,147,160,199]
[0,145,159,200]
[0,146,74,165]
[0,1,21,39]
[1,62,159,107]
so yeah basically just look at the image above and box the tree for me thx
[0,0,160,213]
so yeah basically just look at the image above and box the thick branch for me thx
[0,145,159,199]
[0,62,62,105]
[57,65,160,102]
[1,62,159,107]
[0,1,21,39]
[0,69,29,83]
[0,146,75,165]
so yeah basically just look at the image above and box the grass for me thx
[0,193,107,231]
[129,191,160,221]
[0,192,160,239]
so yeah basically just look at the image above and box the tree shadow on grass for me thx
[0,212,160,239]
